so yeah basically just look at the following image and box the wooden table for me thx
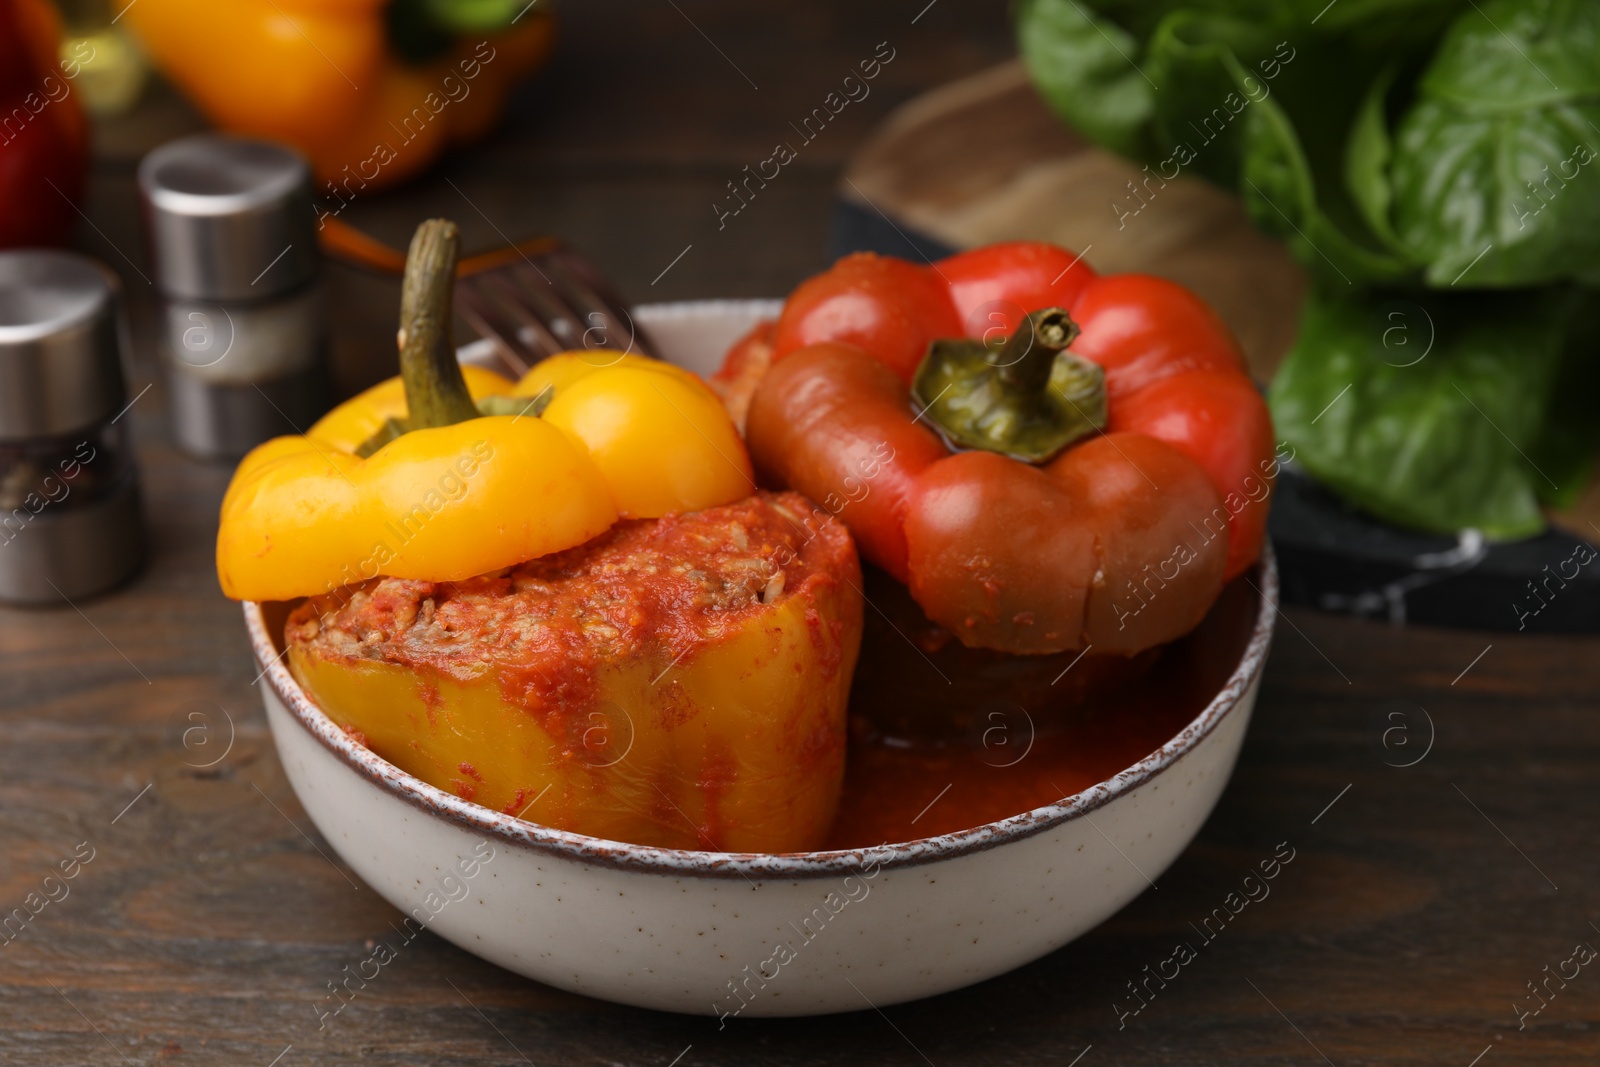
[5,3,1597,1064]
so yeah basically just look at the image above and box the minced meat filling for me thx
[286,490,852,682]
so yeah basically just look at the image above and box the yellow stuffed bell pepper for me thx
[286,486,861,852]
[221,219,862,852]
[125,0,554,192]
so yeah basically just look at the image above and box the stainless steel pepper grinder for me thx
[0,250,144,604]
[139,134,330,459]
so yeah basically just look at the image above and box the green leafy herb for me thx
[1343,65,1406,252]
[1235,62,1419,286]
[1269,287,1594,538]
[1389,0,1600,286]
[1016,0,1156,160]
[1018,0,1600,290]
[1019,0,1600,538]
[1018,0,1434,287]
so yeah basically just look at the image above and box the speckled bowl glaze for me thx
[248,300,1278,1017]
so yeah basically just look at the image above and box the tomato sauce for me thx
[824,574,1259,848]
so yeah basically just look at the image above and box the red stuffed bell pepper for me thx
[720,241,1275,656]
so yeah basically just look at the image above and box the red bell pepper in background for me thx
[724,241,1277,657]
[0,0,90,249]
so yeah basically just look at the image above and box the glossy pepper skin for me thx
[742,241,1275,582]
[218,411,619,603]
[0,0,90,249]
[124,0,554,191]
[219,351,752,602]
[511,351,755,522]
[217,221,753,603]
[748,343,1228,655]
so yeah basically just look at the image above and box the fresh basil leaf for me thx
[1139,10,1278,190]
[1017,0,1157,160]
[1269,287,1585,539]
[1026,2,1422,285]
[1390,0,1600,286]
[1236,58,1419,286]
[1392,101,1600,286]
[1061,0,1202,41]
[1078,0,1453,39]
[1419,0,1600,109]
[1344,65,1406,251]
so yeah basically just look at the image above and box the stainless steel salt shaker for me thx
[0,250,144,604]
[139,134,330,459]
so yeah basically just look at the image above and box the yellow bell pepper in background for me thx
[216,219,753,603]
[124,0,555,192]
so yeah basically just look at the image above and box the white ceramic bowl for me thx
[247,300,1277,1017]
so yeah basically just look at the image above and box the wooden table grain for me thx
[4,3,1597,1064]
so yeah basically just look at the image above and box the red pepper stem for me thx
[994,308,1078,394]
[398,218,480,430]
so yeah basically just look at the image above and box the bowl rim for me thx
[246,546,1276,881]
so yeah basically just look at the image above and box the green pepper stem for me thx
[910,305,1104,464]
[994,308,1078,394]
[398,219,480,430]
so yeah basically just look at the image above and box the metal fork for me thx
[318,216,656,376]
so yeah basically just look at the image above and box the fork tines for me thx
[454,241,656,376]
